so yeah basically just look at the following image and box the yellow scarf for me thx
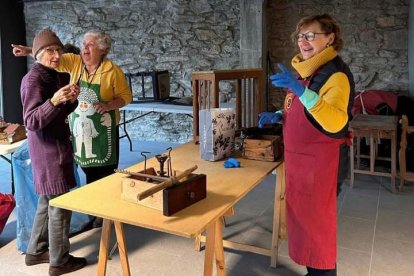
[291,46,337,79]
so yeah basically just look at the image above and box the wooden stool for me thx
[349,114,398,193]
[399,115,414,191]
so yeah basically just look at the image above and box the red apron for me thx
[283,91,343,269]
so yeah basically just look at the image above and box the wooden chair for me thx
[349,114,398,192]
[191,69,266,142]
[398,115,414,191]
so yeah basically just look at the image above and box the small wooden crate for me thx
[0,124,26,144]
[121,168,207,216]
[243,135,283,162]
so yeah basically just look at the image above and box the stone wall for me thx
[23,0,240,143]
[22,0,409,140]
[267,0,409,110]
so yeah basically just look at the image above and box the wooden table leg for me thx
[194,233,202,251]
[350,136,355,188]
[214,218,225,276]
[204,219,226,276]
[356,136,361,170]
[195,207,233,252]
[370,137,375,172]
[114,221,131,276]
[280,198,286,240]
[279,165,287,241]
[391,134,397,193]
[271,162,285,267]
[97,219,112,276]
[204,221,216,276]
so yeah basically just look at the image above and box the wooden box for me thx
[121,168,207,216]
[243,135,283,162]
[0,124,26,144]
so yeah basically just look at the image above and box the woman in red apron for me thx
[259,14,354,275]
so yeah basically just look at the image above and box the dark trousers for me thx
[306,266,337,276]
[337,142,349,196]
[82,163,118,184]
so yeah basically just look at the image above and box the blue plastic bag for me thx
[12,141,91,252]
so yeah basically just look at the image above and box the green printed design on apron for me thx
[70,80,117,167]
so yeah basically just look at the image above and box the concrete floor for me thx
[1,138,414,276]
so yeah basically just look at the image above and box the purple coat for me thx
[20,63,78,195]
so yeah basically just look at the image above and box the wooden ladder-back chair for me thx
[399,114,414,191]
[191,69,265,142]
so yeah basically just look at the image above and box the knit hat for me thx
[32,28,63,59]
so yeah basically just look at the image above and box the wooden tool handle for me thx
[115,169,168,182]
[137,165,198,201]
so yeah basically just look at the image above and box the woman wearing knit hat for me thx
[13,30,132,228]
[19,28,87,276]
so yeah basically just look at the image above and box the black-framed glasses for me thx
[296,31,330,42]
[44,47,63,55]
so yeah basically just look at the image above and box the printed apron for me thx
[283,91,343,269]
[70,80,117,167]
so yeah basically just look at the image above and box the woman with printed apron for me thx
[63,31,132,227]
[259,14,355,276]
[12,31,132,228]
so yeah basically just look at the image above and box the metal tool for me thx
[155,154,169,177]
[166,147,173,176]
[114,169,168,182]
[140,151,150,174]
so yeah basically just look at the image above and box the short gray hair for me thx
[35,48,46,61]
[84,30,112,57]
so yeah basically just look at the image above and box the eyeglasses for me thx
[44,47,63,55]
[296,31,330,42]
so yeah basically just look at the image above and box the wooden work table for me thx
[50,142,285,275]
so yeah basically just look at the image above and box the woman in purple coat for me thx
[20,28,86,276]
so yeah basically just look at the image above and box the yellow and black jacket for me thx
[292,46,355,139]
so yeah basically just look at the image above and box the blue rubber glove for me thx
[258,112,282,128]
[227,158,240,167]
[224,158,240,168]
[270,63,305,97]
[224,160,235,168]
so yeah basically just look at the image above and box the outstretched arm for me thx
[11,44,32,57]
